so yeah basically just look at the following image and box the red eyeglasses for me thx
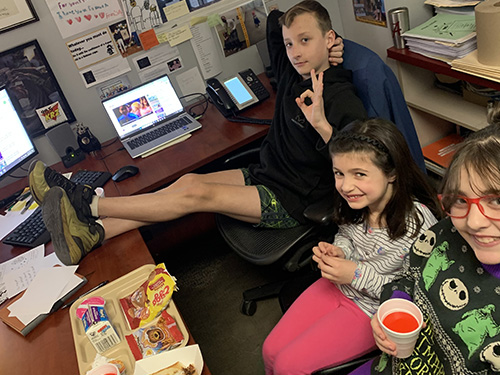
[438,194,500,220]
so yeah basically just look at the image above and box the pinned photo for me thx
[353,0,387,27]
[109,20,143,58]
[215,0,267,57]
[167,57,182,72]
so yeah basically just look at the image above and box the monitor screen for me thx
[0,88,37,182]
[101,74,184,140]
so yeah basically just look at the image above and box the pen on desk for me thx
[62,280,109,309]
[20,196,34,214]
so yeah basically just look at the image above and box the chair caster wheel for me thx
[240,300,257,316]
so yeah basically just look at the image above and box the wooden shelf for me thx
[387,47,490,134]
[387,47,500,91]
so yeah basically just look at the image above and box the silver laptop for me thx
[102,74,202,158]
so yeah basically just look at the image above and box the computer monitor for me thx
[0,87,38,182]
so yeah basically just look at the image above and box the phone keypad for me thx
[239,69,270,102]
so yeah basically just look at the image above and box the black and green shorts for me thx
[241,168,300,229]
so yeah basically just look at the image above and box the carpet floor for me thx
[149,225,288,375]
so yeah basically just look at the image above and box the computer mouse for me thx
[112,165,139,182]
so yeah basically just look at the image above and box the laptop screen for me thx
[102,74,184,140]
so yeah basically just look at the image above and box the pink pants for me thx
[262,278,376,375]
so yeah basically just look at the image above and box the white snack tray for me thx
[69,264,189,375]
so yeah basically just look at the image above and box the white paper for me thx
[80,56,131,88]
[8,266,79,325]
[175,67,206,97]
[190,22,222,79]
[138,64,170,83]
[0,245,45,304]
[132,44,180,72]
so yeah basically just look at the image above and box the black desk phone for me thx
[206,69,270,118]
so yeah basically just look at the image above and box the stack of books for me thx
[422,133,464,176]
[403,13,477,64]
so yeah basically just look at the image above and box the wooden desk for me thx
[0,157,211,374]
[0,229,210,374]
[100,73,275,196]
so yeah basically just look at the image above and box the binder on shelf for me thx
[422,133,464,172]
[0,274,87,336]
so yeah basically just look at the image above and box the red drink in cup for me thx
[377,298,424,358]
[383,311,419,333]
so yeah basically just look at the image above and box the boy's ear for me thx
[326,30,336,49]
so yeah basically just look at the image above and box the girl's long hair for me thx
[329,118,441,240]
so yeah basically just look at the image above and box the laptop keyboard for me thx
[127,116,192,150]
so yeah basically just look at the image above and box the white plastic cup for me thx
[377,298,423,358]
[86,363,119,375]
[95,187,105,198]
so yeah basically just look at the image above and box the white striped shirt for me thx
[335,202,437,317]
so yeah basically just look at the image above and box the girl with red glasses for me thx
[350,102,500,375]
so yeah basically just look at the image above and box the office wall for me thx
[0,0,429,188]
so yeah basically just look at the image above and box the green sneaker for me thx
[42,187,104,265]
[29,160,95,223]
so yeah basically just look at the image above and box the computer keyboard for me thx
[3,207,50,248]
[2,169,112,248]
[70,169,112,187]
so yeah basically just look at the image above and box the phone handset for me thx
[206,78,236,113]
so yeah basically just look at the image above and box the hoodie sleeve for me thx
[267,10,288,83]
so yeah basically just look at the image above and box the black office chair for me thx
[217,197,336,315]
[217,39,424,317]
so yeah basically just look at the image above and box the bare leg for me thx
[98,169,261,240]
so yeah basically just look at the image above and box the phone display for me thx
[223,77,255,107]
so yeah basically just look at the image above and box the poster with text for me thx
[45,0,125,39]
[67,28,118,70]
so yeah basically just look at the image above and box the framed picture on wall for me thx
[0,40,76,137]
[0,0,39,34]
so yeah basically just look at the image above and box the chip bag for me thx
[119,263,177,330]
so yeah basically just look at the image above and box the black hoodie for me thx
[247,10,367,223]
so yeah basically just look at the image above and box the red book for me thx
[422,133,464,168]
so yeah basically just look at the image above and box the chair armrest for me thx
[222,148,261,169]
[303,199,334,225]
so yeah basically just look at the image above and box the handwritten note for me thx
[167,24,193,46]
[163,0,190,21]
[44,0,124,39]
[139,29,160,50]
[0,245,45,303]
